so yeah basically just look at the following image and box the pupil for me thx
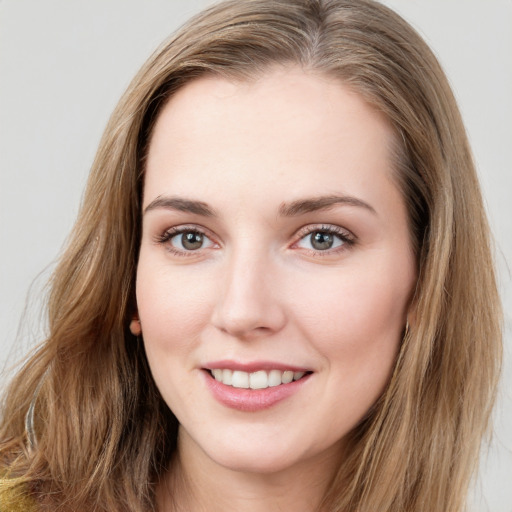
[182,232,203,250]
[311,231,333,250]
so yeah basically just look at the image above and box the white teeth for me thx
[211,368,308,388]
[268,369,282,387]
[231,370,250,388]
[222,369,233,385]
[249,370,268,389]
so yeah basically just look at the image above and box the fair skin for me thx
[133,67,417,511]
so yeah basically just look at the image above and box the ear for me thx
[130,314,142,336]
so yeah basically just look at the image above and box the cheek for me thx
[293,265,410,426]
[135,259,217,411]
[135,258,214,355]
[292,260,410,370]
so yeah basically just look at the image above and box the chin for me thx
[210,447,305,475]
[184,424,343,477]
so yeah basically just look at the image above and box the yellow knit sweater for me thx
[0,478,36,511]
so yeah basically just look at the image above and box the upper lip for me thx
[203,360,312,373]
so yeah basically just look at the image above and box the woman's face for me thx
[136,67,416,475]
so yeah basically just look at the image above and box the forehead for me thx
[143,67,401,215]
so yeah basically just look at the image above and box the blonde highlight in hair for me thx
[0,1,502,511]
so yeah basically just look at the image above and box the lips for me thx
[203,361,312,412]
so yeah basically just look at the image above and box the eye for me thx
[158,227,216,253]
[295,226,353,252]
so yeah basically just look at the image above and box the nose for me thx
[211,249,287,339]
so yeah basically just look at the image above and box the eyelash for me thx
[155,224,355,257]
[155,225,216,257]
[292,224,355,255]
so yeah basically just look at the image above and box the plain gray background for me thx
[1,1,511,510]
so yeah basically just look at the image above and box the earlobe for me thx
[130,316,142,336]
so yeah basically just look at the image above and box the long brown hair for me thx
[0,1,502,510]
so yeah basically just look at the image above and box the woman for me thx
[0,0,502,511]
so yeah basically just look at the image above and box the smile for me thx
[203,363,313,411]
[210,369,307,389]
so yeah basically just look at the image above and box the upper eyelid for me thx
[163,224,213,237]
[159,223,352,236]
[155,223,355,249]
[156,224,218,245]
[293,223,355,240]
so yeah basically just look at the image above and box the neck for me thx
[157,429,344,512]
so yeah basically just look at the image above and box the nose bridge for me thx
[212,242,285,337]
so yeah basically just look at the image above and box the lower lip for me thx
[203,371,311,412]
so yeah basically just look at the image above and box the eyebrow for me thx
[278,195,377,217]
[143,194,377,218]
[143,196,216,217]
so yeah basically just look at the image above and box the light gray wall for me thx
[1,1,510,510]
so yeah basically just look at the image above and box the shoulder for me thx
[0,477,37,512]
